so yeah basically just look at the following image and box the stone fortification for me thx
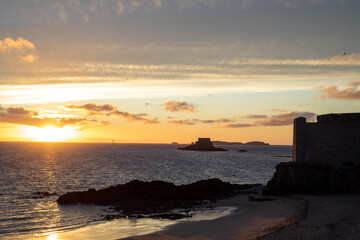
[264,113,360,196]
[293,113,360,168]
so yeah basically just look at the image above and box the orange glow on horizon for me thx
[21,126,80,142]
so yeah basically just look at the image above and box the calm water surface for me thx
[0,142,292,239]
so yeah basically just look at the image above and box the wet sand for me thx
[122,194,307,240]
[46,194,360,240]
[28,194,360,240]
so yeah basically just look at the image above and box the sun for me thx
[46,233,58,240]
[21,126,80,142]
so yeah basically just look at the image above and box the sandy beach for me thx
[13,192,360,240]
[259,194,360,240]
[122,194,307,240]
[122,194,360,240]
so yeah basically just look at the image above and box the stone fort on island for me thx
[293,113,360,168]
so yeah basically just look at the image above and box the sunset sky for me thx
[0,0,359,144]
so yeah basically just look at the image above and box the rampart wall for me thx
[293,113,360,168]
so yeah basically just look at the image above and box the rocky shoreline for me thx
[263,161,360,196]
[57,161,360,220]
[57,178,260,218]
[55,160,360,238]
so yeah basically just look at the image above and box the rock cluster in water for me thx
[178,138,227,151]
[263,162,360,196]
[57,178,259,214]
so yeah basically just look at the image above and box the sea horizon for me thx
[0,140,292,146]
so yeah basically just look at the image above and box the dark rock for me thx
[178,138,227,151]
[263,162,332,196]
[178,145,227,151]
[33,191,57,197]
[332,162,360,194]
[57,178,258,214]
[263,161,360,196]
[244,141,269,146]
[238,149,248,152]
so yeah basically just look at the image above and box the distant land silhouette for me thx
[178,138,269,151]
[212,140,269,146]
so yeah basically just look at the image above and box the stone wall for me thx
[293,113,360,168]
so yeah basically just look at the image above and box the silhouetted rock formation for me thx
[263,162,360,196]
[31,191,57,198]
[244,141,269,146]
[33,191,57,196]
[178,138,227,151]
[57,178,259,214]
[212,140,269,146]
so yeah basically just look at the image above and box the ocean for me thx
[0,142,292,239]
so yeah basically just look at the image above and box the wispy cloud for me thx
[328,53,360,63]
[214,54,360,67]
[65,103,116,113]
[224,123,255,128]
[318,81,360,100]
[2,52,360,87]
[243,114,267,119]
[11,0,339,23]
[0,83,243,105]
[114,111,159,124]
[29,0,218,21]
[168,119,196,125]
[0,105,101,128]
[163,101,197,112]
[168,111,316,128]
[168,118,235,125]
[0,37,37,63]
[0,37,35,52]
[265,109,288,112]
[254,111,316,126]
[6,106,37,116]
[65,103,159,124]
[20,54,36,63]
[199,118,234,124]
